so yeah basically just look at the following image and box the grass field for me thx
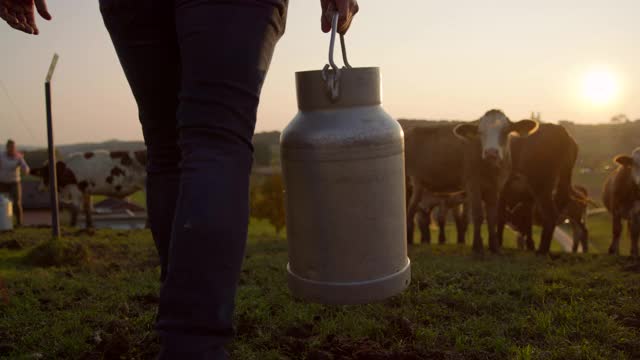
[0,217,639,360]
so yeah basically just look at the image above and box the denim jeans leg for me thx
[154,1,287,358]
[99,0,181,282]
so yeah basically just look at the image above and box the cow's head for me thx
[29,162,77,192]
[453,109,538,166]
[614,147,640,188]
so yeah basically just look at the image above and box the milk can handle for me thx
[322,12,353,101]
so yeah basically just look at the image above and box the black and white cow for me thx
[31,150,147,228]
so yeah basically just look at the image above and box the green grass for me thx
[0,220,639,359]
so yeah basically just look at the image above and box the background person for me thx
[0,139,30,227]
[1,0,358,358]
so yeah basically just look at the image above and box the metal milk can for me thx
[280,14,410,304]
[0,194,14,231]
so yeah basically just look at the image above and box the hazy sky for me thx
[1,0,639,146]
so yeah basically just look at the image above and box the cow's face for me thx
[453,109,538,166]
[615,147,640,187]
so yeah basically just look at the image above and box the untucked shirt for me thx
[0,151,29,183]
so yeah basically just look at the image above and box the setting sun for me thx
[582,68,619,106]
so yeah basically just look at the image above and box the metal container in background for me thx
[280,14,410,304]
[0,194,14,231]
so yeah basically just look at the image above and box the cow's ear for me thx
[453,123,479,141]
[614,155,633,167]
[510,119,539,137]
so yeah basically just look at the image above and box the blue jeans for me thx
[100,1,287,358]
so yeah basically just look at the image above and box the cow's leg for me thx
[484,193,500,254]
[470,192,484,253]
[69,204,79,227]
[517,234,526,250]
[571,221,580,253]
[83,193,94,229]
[437,205,447,245]
[630,216,639,257]
[536,192,558,255]
[454,204,468,245]
[416,209,431,244]
[496,186,508,248]
[581,222,589,254]
[406,180,423,245]
[520,203,535,251]
[608,214,623,255]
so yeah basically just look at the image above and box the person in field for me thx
[1,0,358,358]
[0,139,30,227]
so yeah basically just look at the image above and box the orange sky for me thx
[1,0,639,146]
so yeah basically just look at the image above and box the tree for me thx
[610,114,629,124]
[251,174,286,234]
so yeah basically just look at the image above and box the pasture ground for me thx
[0,219,639,360]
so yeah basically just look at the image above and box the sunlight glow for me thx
[582,68,619,106]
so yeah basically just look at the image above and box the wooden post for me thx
[45,54,60,238]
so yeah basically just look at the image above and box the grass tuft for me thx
[24,238,91,268]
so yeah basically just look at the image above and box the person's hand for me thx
[321,0,358,35]
[0,0,51,35]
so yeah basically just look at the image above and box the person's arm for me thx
[0,0,51,35]
[18,155,29,175]
[321,0,359,34]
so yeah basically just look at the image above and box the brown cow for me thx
[502,183,592,253]
[602,148,640,256]
[452,110,538,253]
[405,110,537,253]
[405,123,466,245]
[496,123,578,254]
[414,188,467,244]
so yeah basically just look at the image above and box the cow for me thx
[405,123,466,245]
[602,147,640,256]
[502,183,593,253]
[414,187,467,244]
[452,110,538,253]
[495,123,578,254]
[30,150,147,228]
[405,110,537,253]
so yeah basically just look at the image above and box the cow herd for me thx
[25,111,640,257]
[404,109,640,256]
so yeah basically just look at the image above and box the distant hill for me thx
[56,140,146,156]
[21,131,283,158]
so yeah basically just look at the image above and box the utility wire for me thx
[0,78,38,143]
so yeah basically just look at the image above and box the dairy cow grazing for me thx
[404,110,537,253]
[496,123,578,254]
[31,150,147,228]
[602,148,640,256]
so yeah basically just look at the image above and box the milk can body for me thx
[0,195,14,231]
[281,67,410,304]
